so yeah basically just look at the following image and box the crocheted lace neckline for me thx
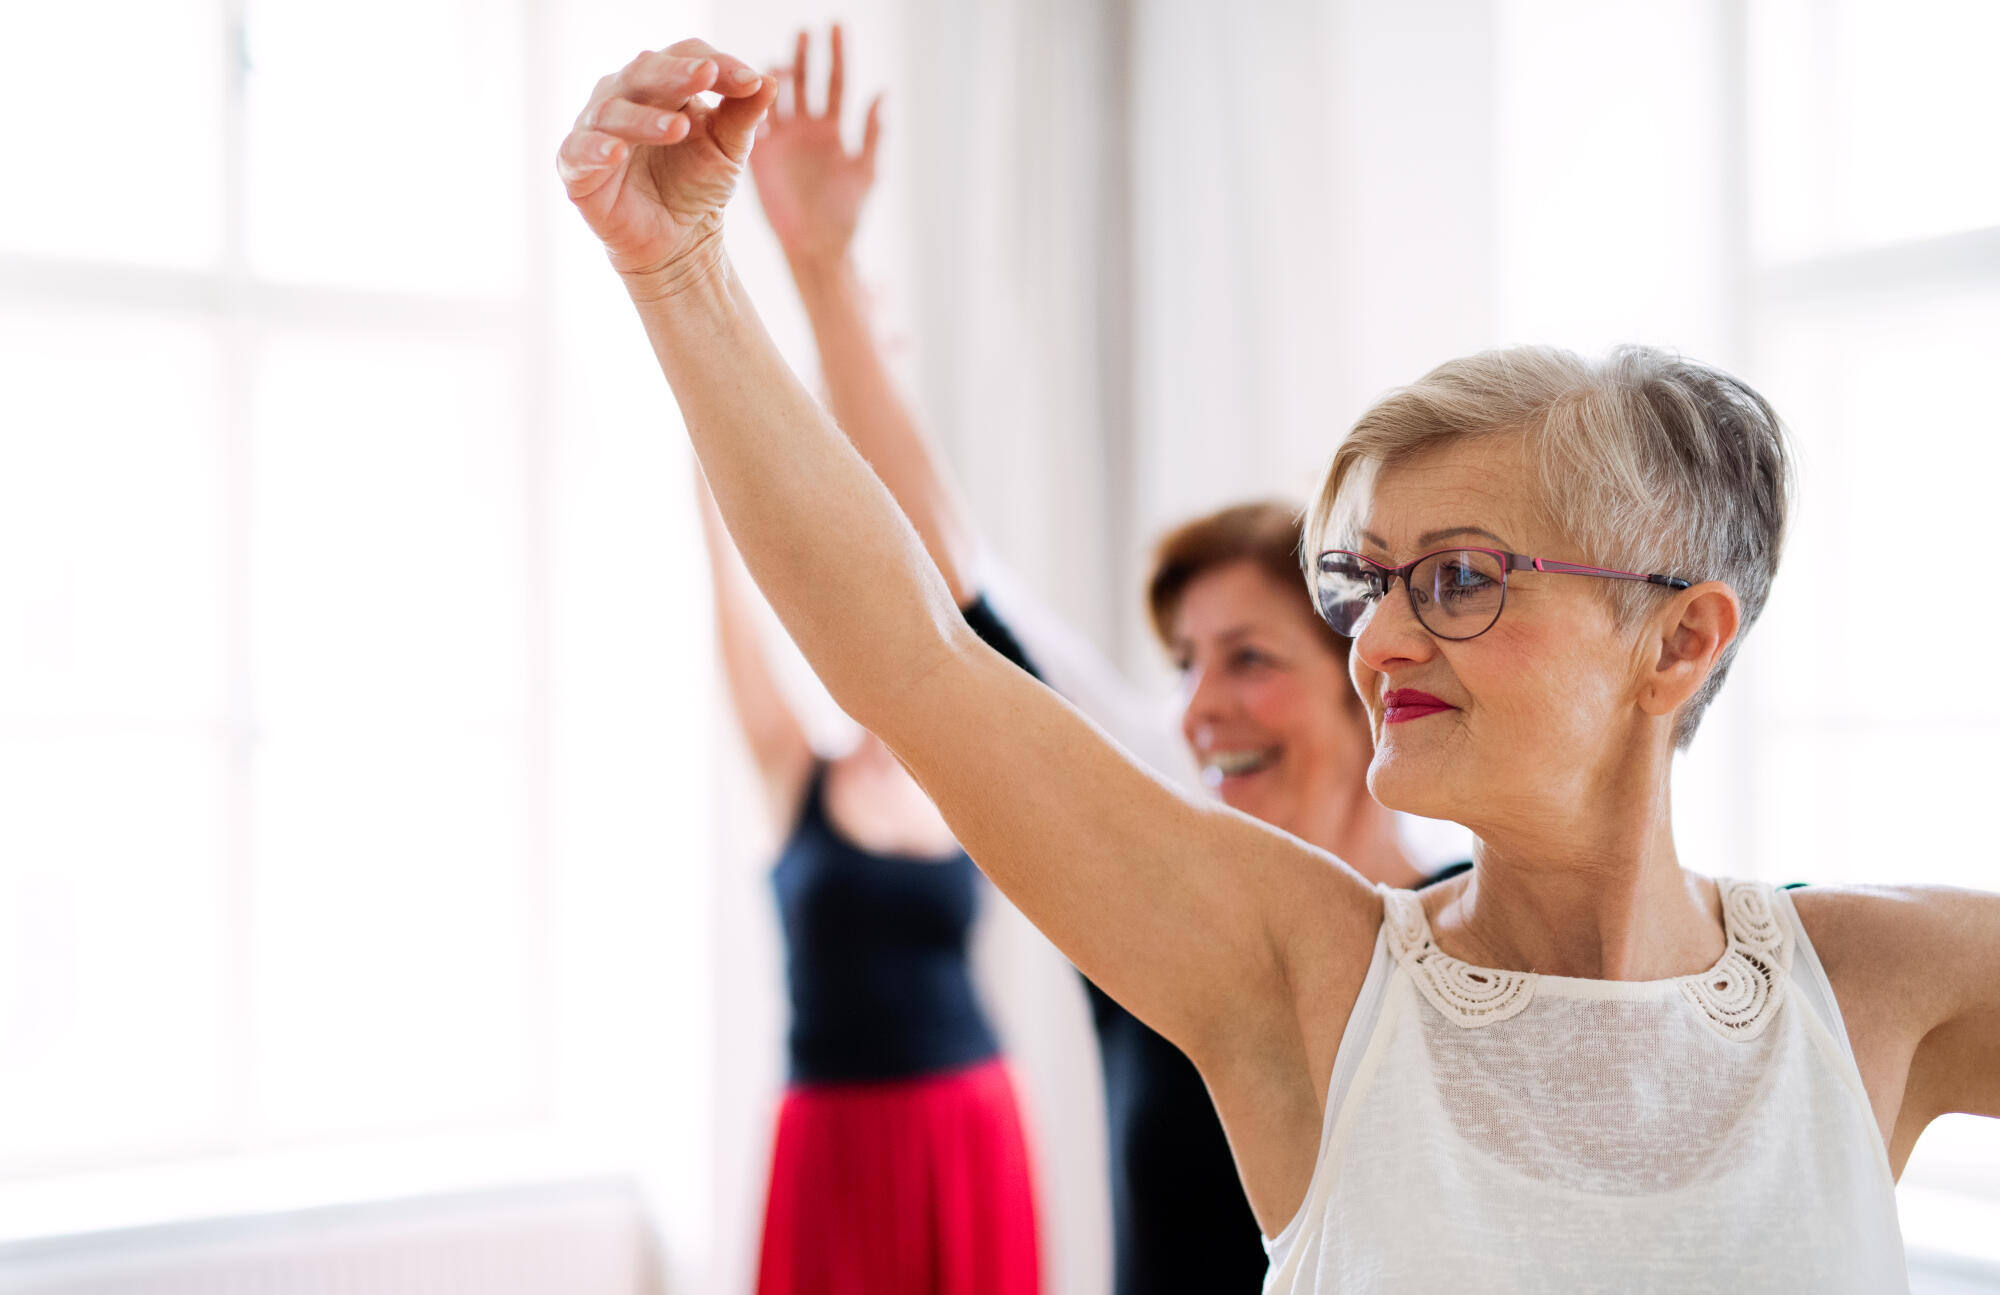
[1379,878,1793,1039]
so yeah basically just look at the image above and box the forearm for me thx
[788,254,981,604]
[631,257,965,728]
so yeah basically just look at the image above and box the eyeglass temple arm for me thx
[1520,555,1692,590]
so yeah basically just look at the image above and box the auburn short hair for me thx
[1145,500,1351,659]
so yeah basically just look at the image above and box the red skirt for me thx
[756,1057,1041,1295]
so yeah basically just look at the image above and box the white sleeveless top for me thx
[1263,879,1907,1293]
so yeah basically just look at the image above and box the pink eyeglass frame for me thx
[1314,546,1694,641]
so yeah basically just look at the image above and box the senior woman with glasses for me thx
[556,43,1998,1291]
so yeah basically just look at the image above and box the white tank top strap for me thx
[1765,882,1898,1188]
[1768,882,1863,1067]
[1379,885,1536,1027]
[1262,914,1395,1262]
[1679,877,1794,1041]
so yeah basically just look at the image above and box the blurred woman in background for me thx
[748,28,1464,1291]
[693,473,1041,1294]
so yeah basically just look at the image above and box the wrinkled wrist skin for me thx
[615,225,731,305]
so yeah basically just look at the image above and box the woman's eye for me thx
[1232,649,1270,670]
[1438,563,1495,597]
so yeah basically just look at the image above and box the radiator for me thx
[0,1177,662,1295]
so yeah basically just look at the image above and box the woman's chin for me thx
[1366,752,1446,819]
[1215,768,1282,821]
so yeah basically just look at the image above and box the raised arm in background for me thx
[749,24,980,604]
[694,464,814,826]
[555,40,1379,1234]
[749,26,1189,783]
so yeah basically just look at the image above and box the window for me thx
[1742,0,2000,1266]
[0,0,545,1180]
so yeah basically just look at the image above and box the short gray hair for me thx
[1303,344,1793,748]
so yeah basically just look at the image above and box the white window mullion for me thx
[515,0,559,1127]
[220,0,258,1162]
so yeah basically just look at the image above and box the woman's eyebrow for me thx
[1359,526,1513,551]
[1418,526,1512,548]
[1178,625,1260,657]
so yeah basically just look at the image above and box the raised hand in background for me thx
[751,25,884,268]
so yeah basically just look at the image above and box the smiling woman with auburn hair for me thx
[1143,501,1427,885]
[555,36,2000,1293]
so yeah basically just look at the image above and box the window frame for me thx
[0,0,559,1184]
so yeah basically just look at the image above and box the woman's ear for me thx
[1639,581,1741,719]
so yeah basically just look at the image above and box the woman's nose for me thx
[1180,663,1233,731]
[1353,581,1435,673]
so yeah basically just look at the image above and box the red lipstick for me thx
[1383,688,1456,724]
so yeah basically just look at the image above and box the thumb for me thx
[712,74,780,163]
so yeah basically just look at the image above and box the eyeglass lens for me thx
[1315,549,1508,640]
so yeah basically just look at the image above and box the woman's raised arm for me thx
[748,27,1192,783]
[693,466,814,827]
[747,26,981,604]
[554,41,1376,1067]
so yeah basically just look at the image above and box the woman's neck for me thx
[1437,789,1723,981]
[1303,780,1426,889]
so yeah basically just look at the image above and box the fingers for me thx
[826,24,846,119]
[791,29,811,118]
[556,127,625,197]
[609,50,718,113]
[586,96,692,145]
[559,35,771,218]
[662,38,765,97]
[861,92,883,169]
[574,72,618,130]
[707,71,780,164]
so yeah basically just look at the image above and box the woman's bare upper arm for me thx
[1896,887,2000,1123]
[879,624,1380,1060]
[1796,885,2000,1165]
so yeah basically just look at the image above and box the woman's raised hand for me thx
[749,25,884,266]
[557,40,777,295]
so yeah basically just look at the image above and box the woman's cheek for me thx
[1483,661,1601,761]
[1244,673,1307,735]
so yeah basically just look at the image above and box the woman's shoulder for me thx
[1786,881,1992,964]
[1785,882,1995,1040]
[1268,847,1390,1049]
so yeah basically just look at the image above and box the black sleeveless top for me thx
[772,763,998,1084]
[769,595,1038,1086]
